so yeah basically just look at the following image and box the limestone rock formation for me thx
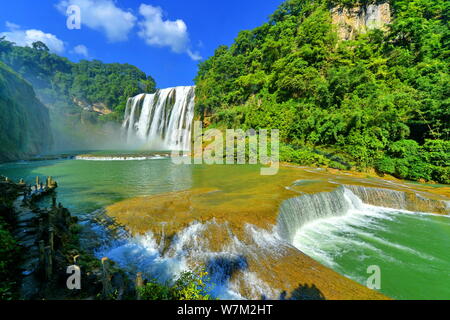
[331,2,391,40]
[72,97,112,115]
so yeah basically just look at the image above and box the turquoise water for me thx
[294,205,450,300]
[0,157,193,214]
[0,155,263,214]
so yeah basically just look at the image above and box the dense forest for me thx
[195,0,449,183]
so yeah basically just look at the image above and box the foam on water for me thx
[92,219,285,299]
[75,155,166,161]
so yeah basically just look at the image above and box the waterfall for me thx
[344,185,450,215]
[277,187,363,243]
[122,86,195,151]
[277,184,450,244]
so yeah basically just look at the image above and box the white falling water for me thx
[277,186,363,244]
[122,86,195,151]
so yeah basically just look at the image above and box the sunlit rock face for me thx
[122,86,195,151]
[331,2,391,40]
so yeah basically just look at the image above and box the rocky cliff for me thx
[72,97,112,115]
[0,62,53,162]
[331,1,391,40]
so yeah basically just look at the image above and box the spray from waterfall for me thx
[122,86,195,151]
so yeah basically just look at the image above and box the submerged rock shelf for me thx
[2,163,449,300]
[103,165,449,300]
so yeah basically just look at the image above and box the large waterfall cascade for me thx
[122,86,195,151]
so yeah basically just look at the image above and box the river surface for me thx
[1,153,449,300]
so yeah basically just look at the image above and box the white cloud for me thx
[56,0,136,42]
[5,21,20,30]
[1,23,65,53]
[138,4,188,52]
[73,44,89,57]
[138,4,202,61]
[187,49,202,61]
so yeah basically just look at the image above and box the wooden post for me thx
[52,194,57,208]
[38,240,45,268]
[48,177,57,189]
[64,208,71,227]
[37,218,44,240]
[23,187,29,203]
[48,227,54,255]
[136,272,144,300]
[48,211,55,229]
[44,246,52,280]
[36,176,40,188]
[101,257,112,299]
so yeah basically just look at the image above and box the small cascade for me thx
[277,187,363,243]
[94,220,283,299]
[289,186,450,299]
[345,185,450,215]
[278,184,449,245]
[345,185,408,209]
[122,86,195,151]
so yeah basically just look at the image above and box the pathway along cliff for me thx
[0,175,155,300]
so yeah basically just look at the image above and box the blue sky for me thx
[0,0,283,88]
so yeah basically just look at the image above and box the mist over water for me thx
[50,114,133,152]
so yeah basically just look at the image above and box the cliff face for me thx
[0,62,53,162]
[72,97,112,115]
[331,2,391,40]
